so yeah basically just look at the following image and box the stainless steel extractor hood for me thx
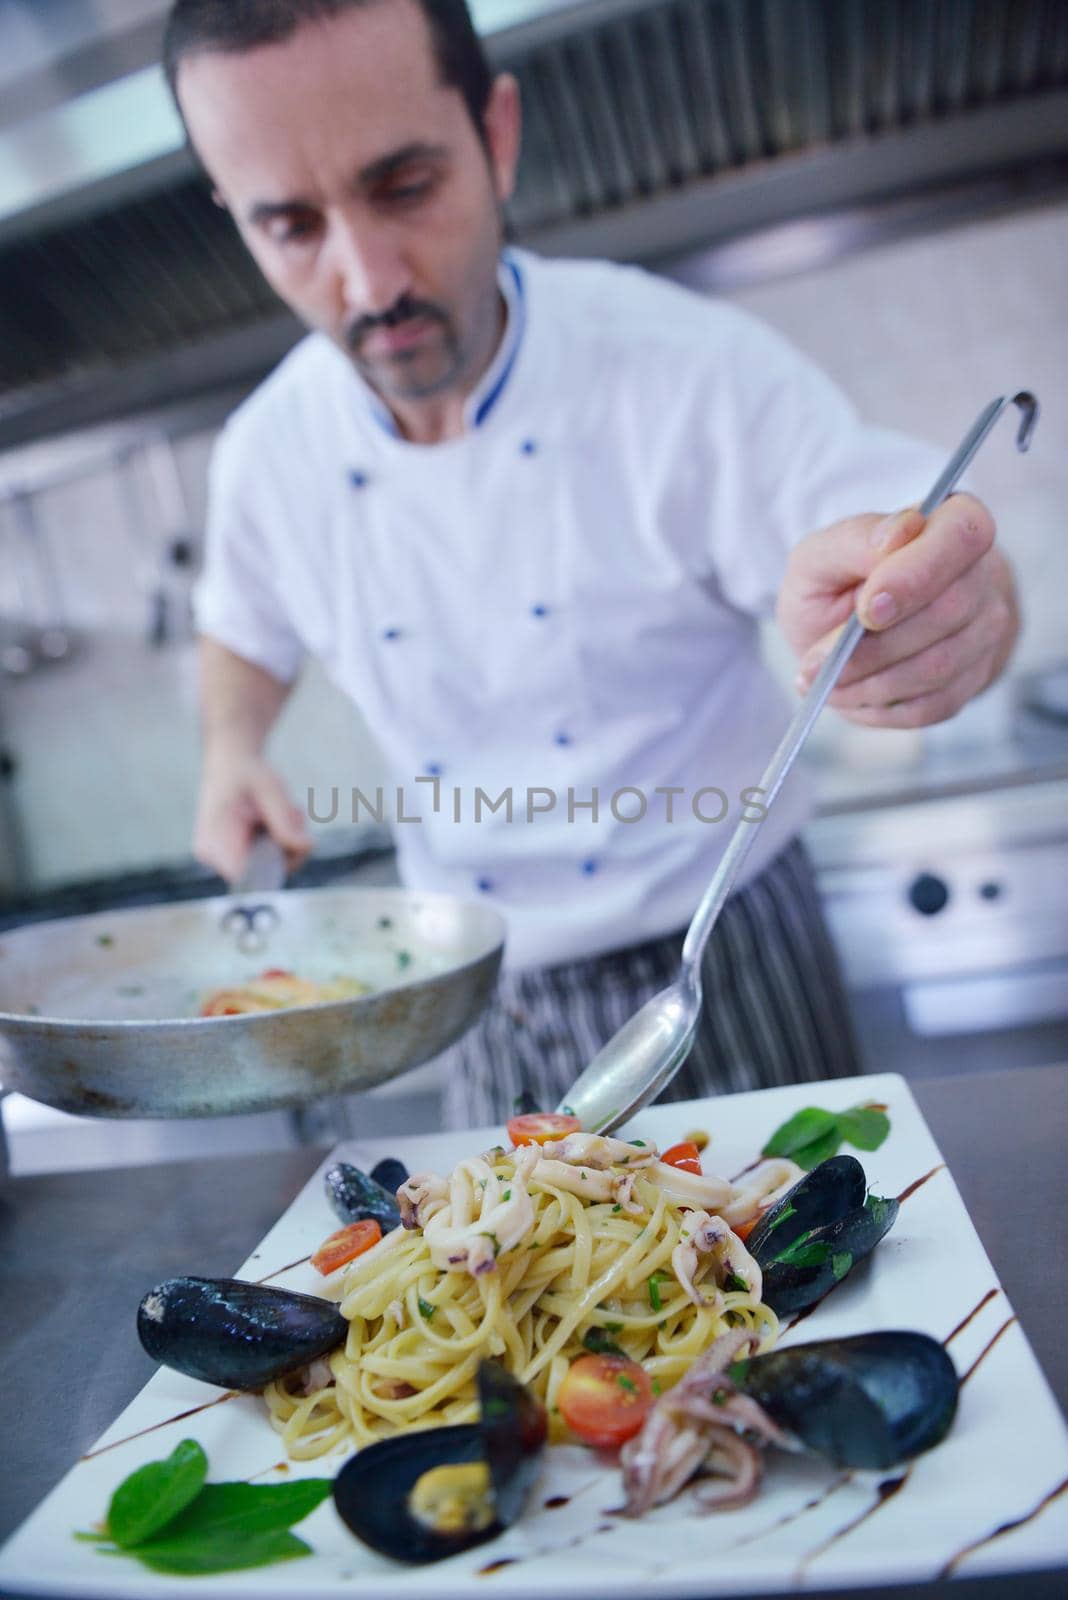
[1,0,1067,446]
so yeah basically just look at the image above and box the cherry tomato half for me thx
[661,1141,702,1175]
[260,967,294,980]
[506,1112,582,1146]
[557,1353,654,1448]
[311,1218,382,1275]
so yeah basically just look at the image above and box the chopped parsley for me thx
[724,1272,749,1293]
[763,1201,797,1236]
[583,1328,626,1358]
[417,1297,435,1320]
[617,1375,638,1394]
[865,1193,894,1227]
[769,1229,831,1269]
[647,1271,672,1312]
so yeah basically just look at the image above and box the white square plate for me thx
[2,1073,1066,1597]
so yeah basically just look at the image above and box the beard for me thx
[343,294,464,399]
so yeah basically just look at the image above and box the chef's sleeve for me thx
[192,425,306,684]
[706,310,947,618]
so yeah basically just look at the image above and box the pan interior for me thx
[0,888,505,1024]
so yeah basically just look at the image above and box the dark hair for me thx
[162,0,493,136]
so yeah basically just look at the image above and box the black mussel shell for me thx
[746,1156,899,1316]
[324,1162,402,1230]
[370,1157,409,1194]
[333,1362,547,1564]
[731,1331,959,1470]
[476,1358,548,1529]
[137,1276,347,1391]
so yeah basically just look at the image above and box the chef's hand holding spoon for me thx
[778,492,1020,727]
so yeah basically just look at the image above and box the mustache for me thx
[344,296,449,353]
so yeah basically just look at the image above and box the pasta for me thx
[199,968,370,1016]
[263,1134,802,1460]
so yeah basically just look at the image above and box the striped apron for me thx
[438,836,861,1130]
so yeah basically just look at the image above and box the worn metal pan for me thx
[0,885,504,1117]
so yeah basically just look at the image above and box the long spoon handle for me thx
[679,390,1038,975]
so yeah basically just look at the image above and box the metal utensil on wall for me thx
[559,391,1040,1135]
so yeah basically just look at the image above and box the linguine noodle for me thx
[263,1134,800,1460]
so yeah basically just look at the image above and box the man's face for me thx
[176,0,519,405]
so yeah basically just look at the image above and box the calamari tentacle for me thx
[671,1211,763,1307]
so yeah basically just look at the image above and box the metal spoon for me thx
[558,391,1039,1134]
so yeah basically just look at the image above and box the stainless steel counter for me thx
[0,1063,1065,1596]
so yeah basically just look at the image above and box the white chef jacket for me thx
[194,248,943,970]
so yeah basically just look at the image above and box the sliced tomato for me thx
[661,1140,702,1174]
[557,1353,653,1448]
[311,1218,382,1275]
[506,1111,582,1146]
[733,1217,757,1242]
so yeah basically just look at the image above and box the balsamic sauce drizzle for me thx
[895,1162,945,1205]
[723,1471,853,1552]
[942,1287,999,1347]
[81,1390,242,1459]
[255,1253,312,1284]
[794,1470,912,1578]
[938,1476,1068,1577]
[960,1315,1017,1385]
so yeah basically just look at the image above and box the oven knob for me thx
[908,872,950,915]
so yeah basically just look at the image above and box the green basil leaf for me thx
[106,1439,207,1549]
[761,1107,838,1160]
[836,1105,891,1152]
[792,1125,845,1170]
[831,1251,854,1281]
[158,1480,332,1542]
[134,1529,312,1575]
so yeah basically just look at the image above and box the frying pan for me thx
[0,884,504,1117]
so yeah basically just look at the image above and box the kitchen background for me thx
[1,0,1066,1172]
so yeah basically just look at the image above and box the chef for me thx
[168,0,1019,1126]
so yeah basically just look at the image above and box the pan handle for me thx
[220,901,280,954]
[233,833,288,894]
[218,833,286,953]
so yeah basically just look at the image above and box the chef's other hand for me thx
[777,493,1019,728]
[193,752,310,885]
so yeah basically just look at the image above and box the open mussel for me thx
[745,1155,898,1316]
[332,1362,547,1564]
[137,1276,347,1391]
[324,1161,402,1230]
[731,1331,959,1470]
